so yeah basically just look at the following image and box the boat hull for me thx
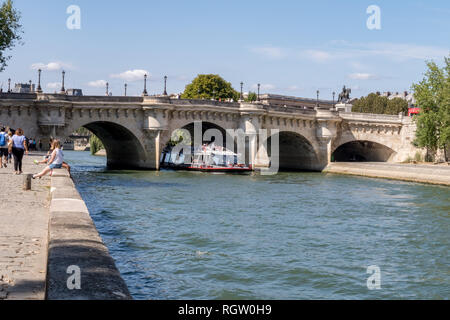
[161,164,252,174]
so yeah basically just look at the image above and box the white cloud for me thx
[250,46,286,59]
[46,82,61,89]
[314,42,449,62]
[31,61,72,71]
[110,69,149,82]
[302,50,332,62]
[348,73,378,80]
[253,42,449,63]
[87,80,107,88]
[361,42,449,61]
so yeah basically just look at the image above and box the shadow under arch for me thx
[332,140,396,162]
[178,122,237,148]
[265,131,322,171]
[80,121,147,169]
[161,121,246,166]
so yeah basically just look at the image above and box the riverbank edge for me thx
[45,169,132,300]
[324,163,450,186]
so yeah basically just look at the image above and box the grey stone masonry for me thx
[0,93,424,171]
[46,169,131,300]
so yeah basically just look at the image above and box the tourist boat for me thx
[161,144,252,173]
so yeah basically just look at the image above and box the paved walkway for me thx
[0,153,50,300]
[325,162,450,186]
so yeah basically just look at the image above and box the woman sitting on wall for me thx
[35,139,71,176]
[33,140,65,179]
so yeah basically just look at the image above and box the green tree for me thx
[412,56,450,161]
[169,129,191,147]
[0,0,22,72]
[352,93,387,114]
[181,74,239,101]
[245,91,257,102]
[352,93,409,115]
[386,98,409,115]
[90,134,104,155]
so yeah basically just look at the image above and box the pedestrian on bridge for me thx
[11,128,29,175]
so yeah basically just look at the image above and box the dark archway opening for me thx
[72,121,147,169]
[332,141,395,162]
[267,131,321,171]
[161,122,240,166]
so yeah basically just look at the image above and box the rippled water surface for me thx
[66,151,450,300]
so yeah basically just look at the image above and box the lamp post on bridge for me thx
[36,69,43,93]
[316,90,320,107]
[124,83,127,96]
[7,78,11,93]
[333,91,336,107]
[163,76,168,96]
[106,82,109,96]
[257,83,261,102]
[142,74,148,96]
[240,82,244,101]
[60,70,66,94]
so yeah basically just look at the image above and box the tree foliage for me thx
[245,91,257,102]
[412,56,450,159]
[0,0,22,72]
[181,74,239,101]
[352,93,408,115]
[90,134,104,155]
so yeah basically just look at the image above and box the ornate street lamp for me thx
[106,82,109,96]
[60,70,66,94]
[316,90,320,107]
[333,91,336,106]
[37,69,43,93]
[8,78,11,93]
[142,74,148,96]
[163,76,168,96]
[124,83,127,96]
[240,82,244,101]
[257,83,261,101]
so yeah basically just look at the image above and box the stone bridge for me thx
[0,93,420,171]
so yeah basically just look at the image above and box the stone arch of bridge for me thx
[332,137,397,162]
[64,120,149,169]
[161,120,239,151]
[257,130,323,171]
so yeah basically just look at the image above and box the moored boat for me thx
[161,143,252,173]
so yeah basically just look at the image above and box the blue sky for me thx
[1,0,449,98]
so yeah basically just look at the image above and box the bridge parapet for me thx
[339,111,404,123]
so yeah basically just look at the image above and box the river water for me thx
[65,151,449,300]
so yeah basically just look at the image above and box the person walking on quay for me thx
[33,140,65,179]
[11,128,28,174]
[0,127,9,168]
[7,131,13,164]
[11,128,29,175]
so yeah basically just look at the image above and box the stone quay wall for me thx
[46,169,131,300]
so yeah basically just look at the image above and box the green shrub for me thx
[90,134,104,155]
